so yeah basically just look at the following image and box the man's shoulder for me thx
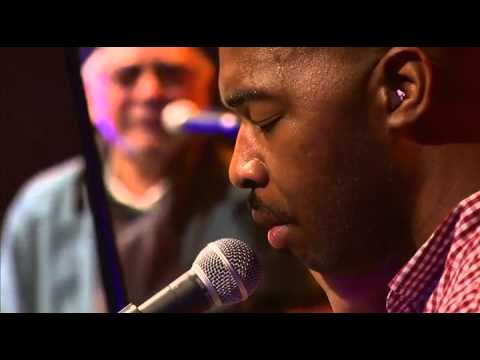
[434,192,480,312]
[5,157,85,224]
[439,228,480,312]
[447,192,480,270]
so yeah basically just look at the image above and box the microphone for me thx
[119,238,262,313]
[162,99,239,138]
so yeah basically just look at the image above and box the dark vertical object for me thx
[63,47,128,312]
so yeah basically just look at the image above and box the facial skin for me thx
[219,48,415,280]
[81,47,214,160]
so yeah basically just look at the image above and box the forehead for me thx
[219,47,339,103]
[84,47,212,76]
[219,47,302,82]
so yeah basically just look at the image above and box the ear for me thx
[370,47,433,136]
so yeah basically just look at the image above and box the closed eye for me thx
[256,114,283,133]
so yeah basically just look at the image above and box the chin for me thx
[134,141,185,160]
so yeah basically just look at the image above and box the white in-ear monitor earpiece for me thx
[396,89,407,103]
[390,88,407,110]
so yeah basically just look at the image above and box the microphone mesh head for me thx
[192,238,262,306]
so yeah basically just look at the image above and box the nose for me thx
[132,69,165,103]
[229,124,269,189]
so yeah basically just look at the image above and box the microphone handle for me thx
[120,270,212,313]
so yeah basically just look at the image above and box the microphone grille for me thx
[192,238,262,306]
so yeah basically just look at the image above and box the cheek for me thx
[104,87,129,125]
[265,102,365,236]
[87,82,127,122]
[267,113,336,197]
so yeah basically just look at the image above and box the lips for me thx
[267,225,291,249]
[251,208,292,249]
[251,208,284,229]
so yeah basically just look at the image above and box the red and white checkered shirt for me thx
[387,191,480,313]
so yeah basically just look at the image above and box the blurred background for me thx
[0,48,81,221]
[0,47,330,313]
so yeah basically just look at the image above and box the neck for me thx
[310,261,400,313]
[310,141,480,313]
[412,143,480,249]
[109,149,171,196]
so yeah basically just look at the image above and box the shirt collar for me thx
[103,162,171,211]
[387,190,480,312]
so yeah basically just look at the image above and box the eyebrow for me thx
[223,89,273,109]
